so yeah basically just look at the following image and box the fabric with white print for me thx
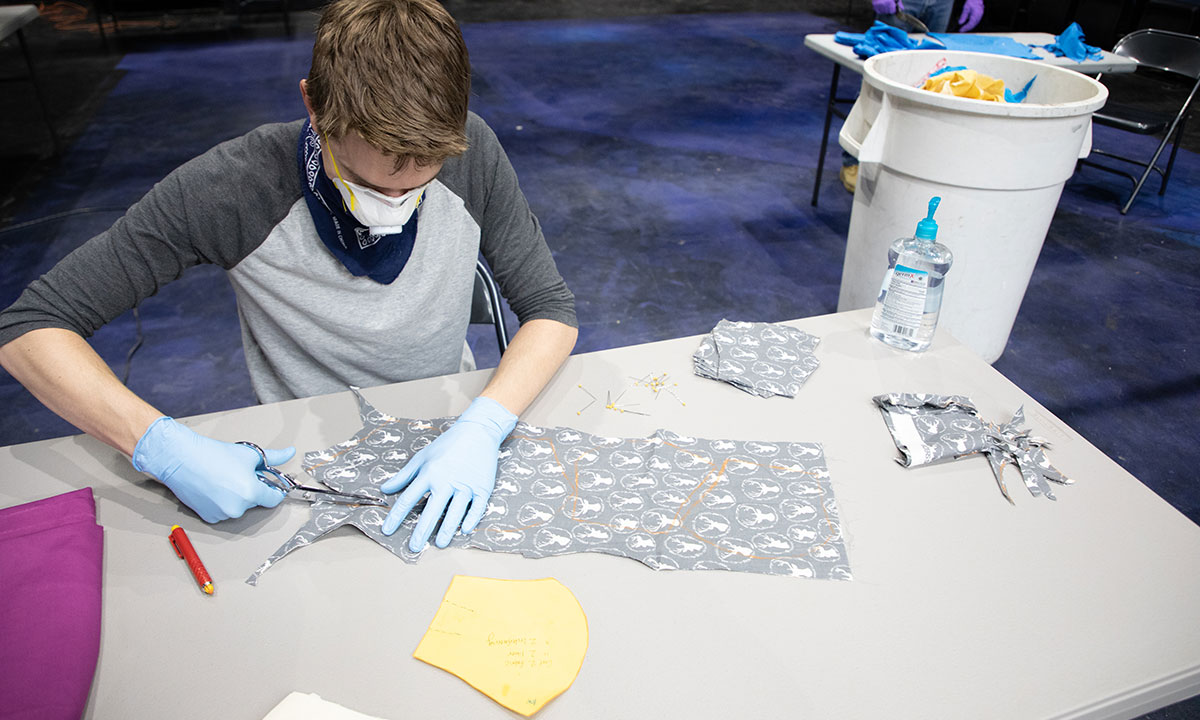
[693,319,820,398]
[247,388,852,584]
[872,393,1072,504]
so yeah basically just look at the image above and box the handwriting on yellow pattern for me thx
[414,576,588,716]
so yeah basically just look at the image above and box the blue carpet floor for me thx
[2,10,1199,717]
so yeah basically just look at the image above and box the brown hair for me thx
[307,0,471,168]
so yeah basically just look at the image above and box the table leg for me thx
[16,28,61,156]
[812,62,841,208]
[93,0,109,52]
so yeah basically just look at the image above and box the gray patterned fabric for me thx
[248,389,852,584]
[693,320,820,398]
[872,393,1072,503]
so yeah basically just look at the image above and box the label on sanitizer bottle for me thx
[879,264,928,339]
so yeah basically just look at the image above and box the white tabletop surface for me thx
[0,4,40,40]
[3,309,1199,720]
[804,31,1139,74]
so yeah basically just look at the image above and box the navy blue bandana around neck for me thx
[298,121,420,284]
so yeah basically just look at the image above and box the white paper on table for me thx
[262,692,391,720]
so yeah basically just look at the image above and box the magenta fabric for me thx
[0,488,104,720]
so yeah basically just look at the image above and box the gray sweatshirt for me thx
[0,114,576,402]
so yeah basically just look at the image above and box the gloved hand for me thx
[871,0,903,15]
[380,396,517,552]
[958,0,984,31]
[132,416,292,522]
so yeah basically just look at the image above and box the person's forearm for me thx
[0,328,163,455]
[479,318,578,416]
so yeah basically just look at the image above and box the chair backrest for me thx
[471,259,509,354]
[1112,28,1200,80]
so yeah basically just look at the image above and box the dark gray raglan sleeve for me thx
[439,113,577,328]
[0,120,307,347]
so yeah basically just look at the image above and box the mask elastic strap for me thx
[322,132,357,212]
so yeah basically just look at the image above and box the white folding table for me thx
[2,309,1198,719]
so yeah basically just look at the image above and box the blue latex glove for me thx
[872,0,903,15]
[1041,22,1102,62]
[132,416,292,522]
[835,22,946,58]
[380,396,518,552]
[1004,76,1036,103]
[958,0,984,32]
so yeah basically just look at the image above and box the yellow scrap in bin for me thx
[923,69,1007,102]
[413,576,589,716]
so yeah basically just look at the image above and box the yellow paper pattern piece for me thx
[413,576,588,716]
[923,70,1007,102]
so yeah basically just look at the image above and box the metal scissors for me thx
[895,10,931,34]
[237,441,389,507]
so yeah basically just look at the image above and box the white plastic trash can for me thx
[837,50,1108,363]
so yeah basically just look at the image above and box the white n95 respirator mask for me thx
[332,178,426,234]
[323,133,427,234]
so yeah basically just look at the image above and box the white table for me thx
[3,309,1199,719]
[803,32,1139,206]
[0,4,59,155]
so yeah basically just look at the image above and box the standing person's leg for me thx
[877,0,952,32]
[840,0,952,194]
[840,152,859,193]
[901,0,952,32]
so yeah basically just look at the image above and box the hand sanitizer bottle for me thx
[869,196,953,352]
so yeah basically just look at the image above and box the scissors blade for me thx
[236,441,389,507]
[288,485,390,507]
[896,10,931,34]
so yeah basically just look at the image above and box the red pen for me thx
[169,525,214,595]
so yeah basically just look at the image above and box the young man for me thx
[0,0,578,553]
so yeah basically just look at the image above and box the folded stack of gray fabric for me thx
[692,319,821,398]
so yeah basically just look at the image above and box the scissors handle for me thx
[237,441,296,492]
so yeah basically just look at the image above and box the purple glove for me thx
[872,0,903,15]
[958,0,984,31]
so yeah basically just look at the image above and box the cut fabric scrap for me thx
[249,389,852,583]
[928,32,1043,59]
[1038,22,1103,62]
[923,69,1009,102]
[262,692,391,720]
[0,488,104,720]
[873,393,1071,503]
[414,576,588,717]
[923,68,1036,103]
[834,21,946,59]
[693,319,821,398]
[984,405,1072,501]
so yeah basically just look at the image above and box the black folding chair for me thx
[471,259,509,355]
[1079,28,1200,214]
